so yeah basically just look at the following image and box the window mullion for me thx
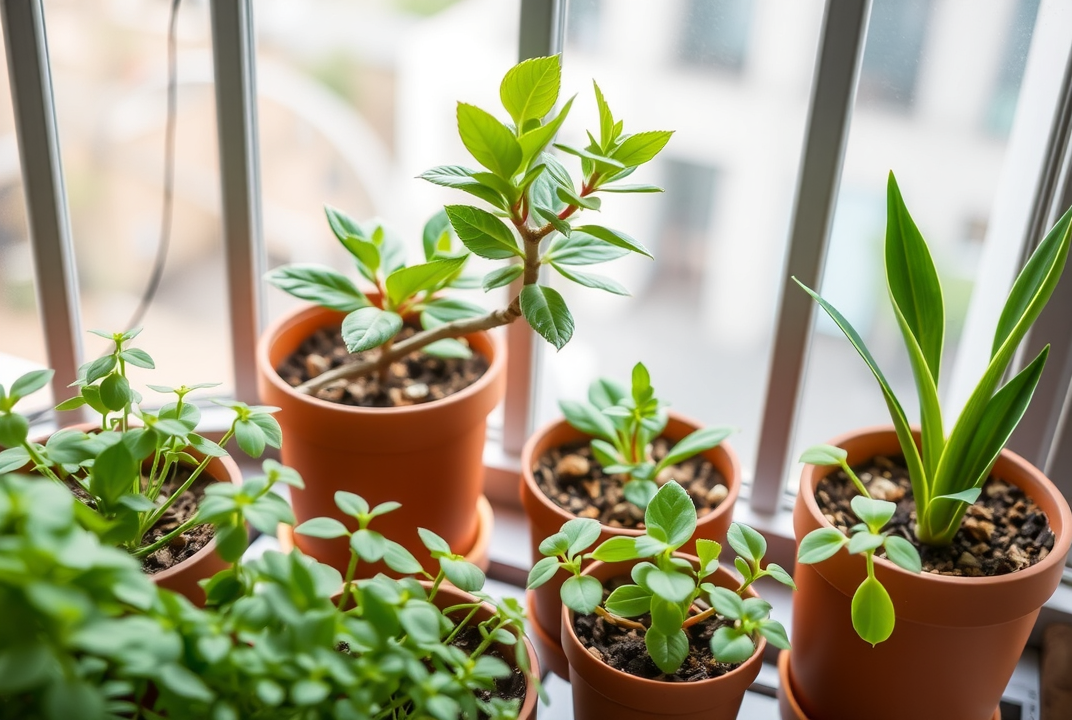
[750,0,872,514]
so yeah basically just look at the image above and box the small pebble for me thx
[404,383,429,400]
[956,551,980,569]
[555,454,590,477]
[868,477,904,502]
[705,484,728,506]
[304,353,330,378]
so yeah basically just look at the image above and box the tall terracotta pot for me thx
[561,558,765,720]
[784,426,1072,720]
[256,304,506,573]
[521,413,740,678]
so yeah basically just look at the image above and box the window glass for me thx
[791,0,1041,488]
[44,0,231,399]
[535,0,826,477]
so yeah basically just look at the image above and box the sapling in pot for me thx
[266,54,672,396]
[528,481,793,676]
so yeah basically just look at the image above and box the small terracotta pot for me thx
[256,304,506,573]
[521,413,740,677]
[561,557,765,720]
[785,426,1072,720]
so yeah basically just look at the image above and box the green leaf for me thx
[645,568,694,603]
[758,621,791,650]
[560,574,602,614]
[727,522,766,565]
[556,183,601,211]
[291,679,330,707]
[119,348,155,369]
[644,481,696,550]
[561,517,602,555]
[797,527,849,564]
[160,664,214,702]
[611,130,673,167]
[295,517,350,539]
[527,556,562,589]
[83,355,116,385]
[422,208,455,260]
[695,538,722,576]
[54,396,86,412]
[604,584,652,617]
[850,496,896,533]
[440,556,485,592]
[351,529,387,563]
[765,562,796,590]
[383,540,422,574]
[649,595,685,634]
[418,165,508,211]
[385,256,467,307]
[457,102,522,178]
[422,338,472,359]
[852,576,896,645]
[551,263,629,295]
[799,444,848,466]
[482,263,523,291]
[500,55,560,127]
[554,142,624,170]
[214,522,249,563]
[644,627,689,674]
[848,532,885,555]
[599,183,664,193]
[0,413,29,448]
[710,626,756,665]
[234,419,267,458]
[520,285,574,350]
[623,479,658,509]
[558,399,616,442]
[591,535,639,562]
[265,264,369,312]
[518,96,575,166]
[593,81,616,148]
[99,373,131,411]
[539,531,569,557]
[10,369,54,401]
[400,601,443,645]
[44,677,103,720]
[657,426,732,471]
[708,585,745,620]
[572,224,652,259]
[90,440,137,506]
[883,535,922,573]
[444,205,523,259]
[419,528,451,555]
[341,307,403,353]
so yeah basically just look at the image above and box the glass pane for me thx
[535,0,826,477]
[44,0,230,399]
[791,0,1041,488]
[0,28,50,412]
[256,0,520,324]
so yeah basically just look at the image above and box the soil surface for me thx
[573,584,742,682]
[816,454,1055,576]
[276,324,489,407]
[451,625,528,712]
[534,438,728,528]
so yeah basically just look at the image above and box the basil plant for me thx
[528,481,794,675]
[267,55,672,395]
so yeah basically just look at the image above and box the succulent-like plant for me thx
[558,361,733,509]
[528,481,793,674]
[267,55,672,394]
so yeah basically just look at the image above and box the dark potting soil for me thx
[276,324,489,408]
[450,625,528,711]
[573,584,742,682]
[816,454,1056,576]
[140,466,216,575]
[534,438,728,528]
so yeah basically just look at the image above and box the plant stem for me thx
[839,459,872,499]
[20,441,64,485]
[337,551,359,611]
[443,604,481,645]
[681,606,717,629]
[133,514,200,559]
[594,606,646,631]
[142,429,234,535]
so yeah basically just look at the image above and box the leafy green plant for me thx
[795,172,1072,545]
[795,444,922,646]
[0,328,286,561]
[558,361,733,509]
[528,481,793,674]
[267,55,672,395]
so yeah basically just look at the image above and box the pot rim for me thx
[520,413,742,537]
[256,303,506,417]
[798,424,1072,590]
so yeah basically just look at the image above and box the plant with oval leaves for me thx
[558,361,733,509]
[266,54,672,395]
[528,481,793,674]
[795,444,923,646]
[0,328,289,563]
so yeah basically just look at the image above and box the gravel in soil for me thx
[573,584,742,682]
[450,624,529,711]
[816,454,1055,576]
[534,438,728,528]
[276,324,489,407]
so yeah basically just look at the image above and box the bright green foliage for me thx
[796,173,1072,545]
[796,445,923,645]
[529,481,793,674]
[559,361,733,509]
[0,329,284,561]
[268,56,671,374]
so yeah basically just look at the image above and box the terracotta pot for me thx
[561,557,765,720]
[256,304,506,574]
[785,426,1072,720]
[521,413,740,678]
[275,494,495,574]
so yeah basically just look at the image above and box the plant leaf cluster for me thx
[795,173,1072,545]
[559,362,733,509]
[528,481,793,674]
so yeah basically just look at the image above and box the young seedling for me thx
[795,444,922,646]
[795,172,1072,546]
[267,55,673,394]
[558,361,733,509]
[528,481,793,674]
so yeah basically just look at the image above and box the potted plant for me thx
[0,328,287,603]
[528,481,793,720]
[521,361,740,676]
[781,173,1072,720]
[257,54,672,573]
[0,470,542,719]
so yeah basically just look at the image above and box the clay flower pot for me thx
[521,412,740,677]
[561,557,765,720]
[783,426,1072,720]
[256,304,506,573]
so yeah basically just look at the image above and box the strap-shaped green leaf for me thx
[385,256,467,307]
[593,81,616,149]
[551,263,629,296]
[500,55,560,128]
[520,285,574,350]
[572,225,652,259]
[457,102,522,179]
[656,426,732,472]
[444,205,523,260]
[341,307,403,353]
